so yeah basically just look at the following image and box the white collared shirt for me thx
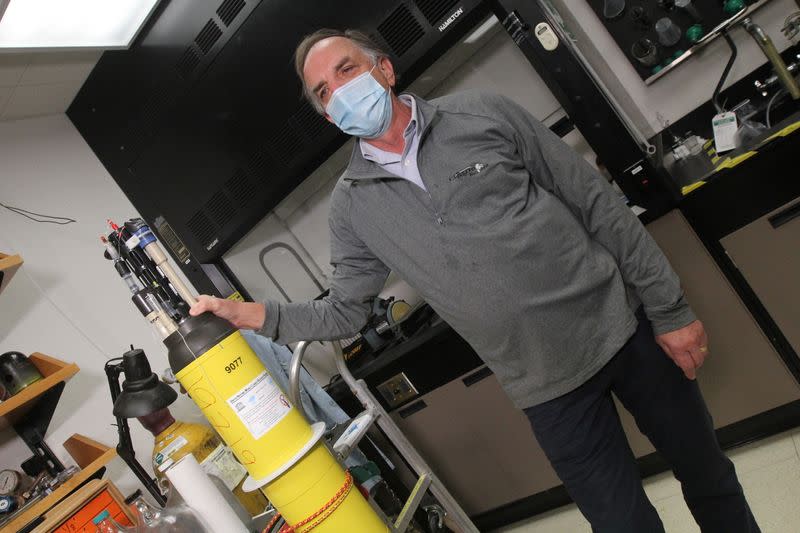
[359,94,426,191]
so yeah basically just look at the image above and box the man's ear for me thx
[378,56,396,87]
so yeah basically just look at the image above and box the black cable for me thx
[0,202,77,224]
[712,31,738,114]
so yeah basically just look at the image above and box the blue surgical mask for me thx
[325,66,393,139]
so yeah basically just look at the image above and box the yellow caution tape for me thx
[686,120,800,188]
[682,181,707,195]
[761,120,800,145]
[715,151,757,170]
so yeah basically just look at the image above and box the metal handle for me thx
[769,201,800,229]
[290,339,374,424]
[462,366,493,387]
[289,341,311,422]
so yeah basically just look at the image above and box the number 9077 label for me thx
[225,356,243,373]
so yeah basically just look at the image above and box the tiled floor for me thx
[493,427,800,532]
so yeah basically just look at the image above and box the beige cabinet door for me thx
[630,210,800,455]
[721,199,800,357]
[390,369,560,515]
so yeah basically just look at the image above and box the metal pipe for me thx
[755,54,800,95]
[712,31,738,113]
[290,339,482,530]
[259,242,325,303]
[329,341,479,533]
[743,17,800,100]
[288,341,311,422]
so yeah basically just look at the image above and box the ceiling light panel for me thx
[0,0,160,50]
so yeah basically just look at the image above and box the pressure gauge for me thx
[0,470,21,495]
[0,470,33,496]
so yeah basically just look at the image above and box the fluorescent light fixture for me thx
[0,0,160,51]
[463,16,499,44]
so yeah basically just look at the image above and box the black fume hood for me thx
[69,0,487,267]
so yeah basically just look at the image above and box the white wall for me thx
[552,0,799,136]
[0,115,203,496]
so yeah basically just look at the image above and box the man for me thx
[192,29,759,532]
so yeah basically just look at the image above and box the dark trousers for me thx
[524,311,760,533]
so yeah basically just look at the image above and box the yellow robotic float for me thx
[120,219,387,532]
[162,312,387,533]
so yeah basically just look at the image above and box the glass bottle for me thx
[137,407,269,516]
[131,488,213,533]
[92,510,135,533]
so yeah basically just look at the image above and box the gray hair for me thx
[294,29,389,114]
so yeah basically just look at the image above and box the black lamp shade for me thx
[113,348,177,418]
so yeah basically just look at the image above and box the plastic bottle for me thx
[137,407,268,516]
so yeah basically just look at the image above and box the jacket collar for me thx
[343,93,438,182]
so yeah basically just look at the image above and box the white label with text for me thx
[227,371,291,440]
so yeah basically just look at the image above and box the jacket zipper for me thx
[417,128,445,226]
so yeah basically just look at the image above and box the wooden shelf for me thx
[0,353,79,428]
[0,252,23,297]
[1,433,116,533]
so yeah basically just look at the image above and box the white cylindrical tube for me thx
[143,241,198,307]
[144,293,178,338]
[165,454,249,533]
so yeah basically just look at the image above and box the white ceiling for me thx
[0,50,100,122]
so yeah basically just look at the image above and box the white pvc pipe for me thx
[143,241,198,307]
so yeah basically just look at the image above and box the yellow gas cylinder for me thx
[165,313,387,533]
[137,407,269,516]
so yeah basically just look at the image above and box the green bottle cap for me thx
[686,24,704,44]
[724,0,745,16]
[93,510,111,525]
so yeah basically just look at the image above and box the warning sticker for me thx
[227,371,292,440]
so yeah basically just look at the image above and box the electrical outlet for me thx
[377,373,418,408]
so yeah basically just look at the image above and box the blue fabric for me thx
[241,330,369,468]
[241,330,348,428]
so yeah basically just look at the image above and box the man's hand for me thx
[189,295,266,330]
[655,320,709,380]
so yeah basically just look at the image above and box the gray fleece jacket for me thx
[260,91,696,408]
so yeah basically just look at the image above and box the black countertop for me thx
[326,315,484,415]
